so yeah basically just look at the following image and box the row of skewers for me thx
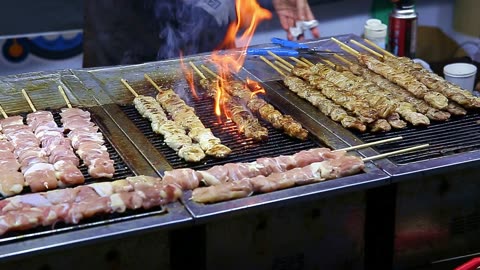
[0,136,428,236]
[121,68,309,163]
[0,87,115,197]
[257,37,480,133]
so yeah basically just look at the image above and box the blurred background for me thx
[0,0,478,76]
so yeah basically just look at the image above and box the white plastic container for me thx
[364,19,387,49]
[443,63,477,92]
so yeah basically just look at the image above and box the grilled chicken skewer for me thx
[307,61,409,129]
[323,59,431,126]
[351,39,480,109]
[200,65,308,140]
[0,105,25,196]
[261,57,366,132]
[121,79,206,162]
[333,55,451,121]
[188,63,269,141]
[145,74,231,158]
[0,175,182,236]
[332,38,449,110]
[291,65,392,132]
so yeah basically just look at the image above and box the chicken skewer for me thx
[0,104,25,196]
[260,56,367,132]
[339,39,466,116]
[58,91,115,178]
[284,60,391,132]
[331,38,449,111]
[332,53,451,121]
[161,136,403,189]
[352,39,480,109]
[200,65,309,140]
[0,91,58,192]
[23,88,85,187]
[0,175,183,236]
[318,55,431,126]
[307,58,412,128]
[192,143,429,203]
[350,40,467,116]
[120,79,206,162]
[189,62,269,141]
[144,74,231,158]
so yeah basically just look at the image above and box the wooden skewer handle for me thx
[337,136,403,152]
[362,144,429,162]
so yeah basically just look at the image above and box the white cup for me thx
[443,63,477,92]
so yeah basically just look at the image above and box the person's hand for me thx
[272,0,320,40]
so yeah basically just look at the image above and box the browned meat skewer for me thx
[282,75,367,132]
[348,63,451,121]
[358,54,449,110]
[292,66,391,132]
[383,55,480,109]
[336,66,430,126]
[225,80,309,140]
[200,78,268,141]
[156,89,231,158]
[309,63,399,121]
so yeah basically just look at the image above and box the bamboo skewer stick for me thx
[0,103,8,119]
[267,51,294,69]
[200,65,223,80]
[350,39,384,58]
[21,89,36,112]
[144,74,163,92]
[333,53,353,66]
[300,57,314,66]
[58,85,73,108]
[331,38,361,56]
[337,136,403,152]
[120,79,139,97]
[363,38,395,57]
[289,57,310,67]
[275,61,293,73]
[362,143,429,161]
[189,62,207,80]
[260,56,286,76]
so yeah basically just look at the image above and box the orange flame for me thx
[246,78,265,98]
[179,51,198,99]
[211,0,271,117]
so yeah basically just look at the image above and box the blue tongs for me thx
[247,37,339,56]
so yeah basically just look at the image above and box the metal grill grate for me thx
[355,113,480,164]
[121,95,321,171]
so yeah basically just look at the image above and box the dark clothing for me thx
[83,0,233,67]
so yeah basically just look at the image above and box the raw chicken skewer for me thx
[58,87,115,178]
[0,103,25,196]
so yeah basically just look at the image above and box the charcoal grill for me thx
[68,56,390,222]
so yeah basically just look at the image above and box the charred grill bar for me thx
[0,34,479,269]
